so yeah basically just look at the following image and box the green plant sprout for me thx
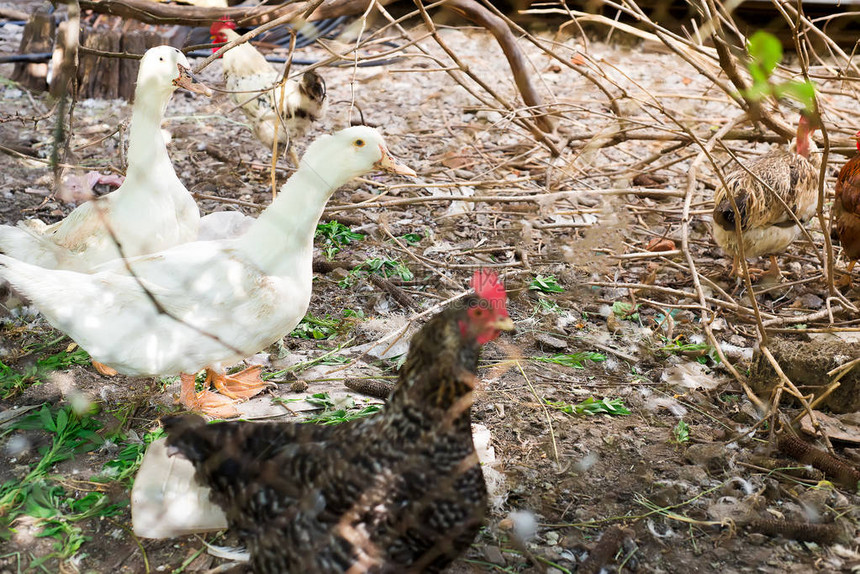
[0,348,91,398]
[546,397,631,416]
[532,352,606,369]
[529,275,564,293]
[315,221,365,259]
[672,420,691,444]
[744,31,816,113]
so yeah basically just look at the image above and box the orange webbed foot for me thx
[208,366,273,401]
[177,373,239,419]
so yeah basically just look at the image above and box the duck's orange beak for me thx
[375,144,416,176]
[173,64,212,97]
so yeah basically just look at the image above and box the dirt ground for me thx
[2,2,860,573]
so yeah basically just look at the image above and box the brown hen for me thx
[162,271,514,574]
[833,130,860,284]
[712,114,820,279]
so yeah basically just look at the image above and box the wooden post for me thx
[11,1,55,92]
[79,26,123,99]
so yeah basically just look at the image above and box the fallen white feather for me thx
[201,540,250,562]
[661,362,721,391]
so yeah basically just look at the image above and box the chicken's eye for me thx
[355,139,365,147]
[159,57,164,61]
[473,308,484,317]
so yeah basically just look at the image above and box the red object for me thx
[471,270,507,315]
[467,270,510,344]
[833,130,860,265]
[209,16,236,38]
[209,17,237,53]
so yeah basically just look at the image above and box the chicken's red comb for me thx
[210,17,237,36]
[471,270,507,312]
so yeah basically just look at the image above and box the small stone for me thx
[290,380,309,392]
[545,531,560,546]
[483,545,505,566]
[684,443,725,471]
[651,483,685,507]
[534,332,568,351]
[798,292,824,309]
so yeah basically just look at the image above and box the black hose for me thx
[0,52,51,64]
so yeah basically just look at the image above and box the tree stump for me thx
[11,1,55,92]
[48,17,189,101]
[79,27,123,100]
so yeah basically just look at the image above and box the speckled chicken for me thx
[210,19,327,156]
[712,114,820,278]
[162,271,514,573]
[832,130,860,284]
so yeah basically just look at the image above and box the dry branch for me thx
[78,0,398,26]
[444,0,553,133]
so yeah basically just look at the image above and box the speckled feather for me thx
[712,141,820,259]
[833,147,860,262]
[164,296,493,573]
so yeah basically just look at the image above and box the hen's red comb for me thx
[471,270,508,313]
[210,16,237,36]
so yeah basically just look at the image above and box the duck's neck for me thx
[236,159,349,275]
[125,83,176,186]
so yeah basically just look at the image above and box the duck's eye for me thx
[354,139,365,147]
[159,57,164,61]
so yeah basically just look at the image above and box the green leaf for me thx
[39,406,56,433]
[314,221,365,259]
[747,31,782,78]
[302,392,381,425]
[774,80,816,113]
[545,396,631,416]
[55,409,68,435]
[532,352,606,369]
[672,420,690,444]
[529,275,564,293]
[612,301,639,321]
[575,397,631,416]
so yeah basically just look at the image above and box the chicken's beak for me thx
[492,316,515,332]
[375,144,416,176]
[173,64,212,97]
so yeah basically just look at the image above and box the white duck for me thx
[0,46,210,273]
[0,127,415,417]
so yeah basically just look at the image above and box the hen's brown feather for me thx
[711,142,820,261]
[834,153,860,262]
